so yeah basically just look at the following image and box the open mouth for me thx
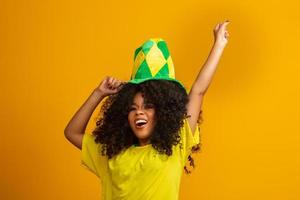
[135,119,148,129]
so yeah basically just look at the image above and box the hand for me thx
[95,76,127,97]
[213,20,230,48]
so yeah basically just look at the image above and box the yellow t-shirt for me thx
[81,118,200,200]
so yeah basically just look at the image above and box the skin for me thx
[127,92,156,146]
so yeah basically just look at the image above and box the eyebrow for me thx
[131,102,153,106]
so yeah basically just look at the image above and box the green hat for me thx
[128,38,186,90]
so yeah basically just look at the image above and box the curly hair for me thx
[92,79,203,174]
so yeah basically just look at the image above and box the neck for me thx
[137,139,150,146]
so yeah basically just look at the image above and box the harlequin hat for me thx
[128,38,186,90]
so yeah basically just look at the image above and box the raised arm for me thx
[64,76,125,149]
[186,20,230,133]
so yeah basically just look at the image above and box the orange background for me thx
[1,0,300,199]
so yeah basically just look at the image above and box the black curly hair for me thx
[92,79,203,174]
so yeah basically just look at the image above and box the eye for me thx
[129,107,136,111]
[145,103,154,109]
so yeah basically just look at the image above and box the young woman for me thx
[64,20,230,200]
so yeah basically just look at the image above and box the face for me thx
[128,92,156,145]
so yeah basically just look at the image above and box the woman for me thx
[64,20,230,200]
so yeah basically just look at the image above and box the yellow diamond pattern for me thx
[145,44,167,77]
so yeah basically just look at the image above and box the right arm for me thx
[64,89,106,150]
[64,76,125,150]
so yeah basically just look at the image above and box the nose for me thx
[135,108,145,115]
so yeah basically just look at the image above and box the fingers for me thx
[220,20,230,31]
[107,76,114,86]
[109,78,117,89]
[215,20,230,32]
[225,30,230,38]
[106,76,127,90]
[214,23,220,31]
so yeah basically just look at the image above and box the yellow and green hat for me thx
[128,38,186,90]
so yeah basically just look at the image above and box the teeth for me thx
[135,119,147,125]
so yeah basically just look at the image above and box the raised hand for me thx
[95,76,127,97]
[213,20,230,47]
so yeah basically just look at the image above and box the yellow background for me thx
[1,0,300,199]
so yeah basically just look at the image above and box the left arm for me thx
[186,20,230,133]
